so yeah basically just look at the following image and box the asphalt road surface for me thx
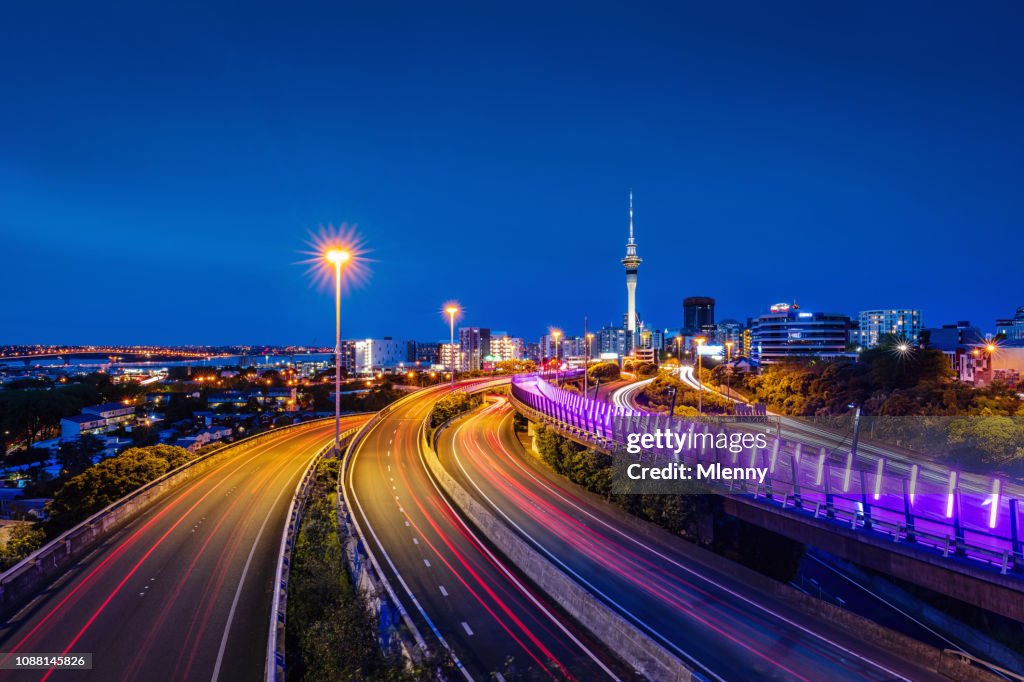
[0,417,365,682]
[344,382,624,681]
[440,397,946,681]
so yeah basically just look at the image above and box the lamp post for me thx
[695,336,706,416]
[446,306,459,389]
[552,329,562,383]
[585,332,595,398]
[725,340,734,399]
[326,248,350,453]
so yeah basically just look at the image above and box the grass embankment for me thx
[286,458,436,681]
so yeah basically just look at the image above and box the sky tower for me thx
[621,190,642,346]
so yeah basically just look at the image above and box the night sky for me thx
[2,2,1022,345]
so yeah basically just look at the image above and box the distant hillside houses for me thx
[60,402,136,439]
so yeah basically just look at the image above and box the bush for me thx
[0,524,45,569]
[45,445,196,532]
[587,362,621,383]
[431,392,482,427]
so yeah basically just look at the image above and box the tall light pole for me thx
[725,340,734,399]
[552,329,562,382]
[695,336,706,416]
[326,248,350,453]
[585,331,595,398]
[446,306,459,389]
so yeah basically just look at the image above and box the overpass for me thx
[509,374,1024,622]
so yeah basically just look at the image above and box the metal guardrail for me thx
[944,649,1024,682]
[0,417,341,614]
[265,427,358,682]
[510,375,1024,577]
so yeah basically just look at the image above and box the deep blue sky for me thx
[2,1,1022,345]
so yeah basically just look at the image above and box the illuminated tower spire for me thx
[621,190,642,342]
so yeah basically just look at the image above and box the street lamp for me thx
[326,248,351,453]
[694,336,706,416]
[585,332,595,397]
[725,340,734,399]
[446,305,459,389]
[551,329,562,382]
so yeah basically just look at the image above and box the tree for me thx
[45,445,196,531]
[0,524,45,569]
[587,362,621,383]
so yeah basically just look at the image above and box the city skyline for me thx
[3,2,1024,344]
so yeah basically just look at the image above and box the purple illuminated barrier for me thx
[510,374,1023,575]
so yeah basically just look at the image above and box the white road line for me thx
[347,413,471,681]
[412,538,419,545]
[439,586,449,597]
[461,622,474,636]
[417,420,620,681]
[475,407,915,682]
[212,453,308,681]
[423,558,431,568]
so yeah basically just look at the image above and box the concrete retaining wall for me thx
[421,410,692,682]
[509,397,1007,682]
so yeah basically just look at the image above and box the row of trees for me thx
[717,345,1023,418]
[430,391,484,428]
[0,373,145,453]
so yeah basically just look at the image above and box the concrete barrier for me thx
[266,427,358,682]
[506,397,1006,682]
[0,418,340,617]
[421,395,693,682]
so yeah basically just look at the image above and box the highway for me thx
[343,382,623,681]
[0,417,365,682]
[612,370,1021,561]
[439,397,946,682]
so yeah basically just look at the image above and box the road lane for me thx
[0,417,366,682]
[344,383,622,680]
[442,398,946,681]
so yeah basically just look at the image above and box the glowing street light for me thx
[551,329,562,382]
[446,305,459,389]
[725,340,734,399]
[695,336,707,416]
[327,247,351,453]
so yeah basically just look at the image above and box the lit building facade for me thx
[749,306,853,365]
[683,297,715,335]
[856,309,922,347]
[354,338,408,374]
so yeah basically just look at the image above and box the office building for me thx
[354,338,408,374]
[856,309,922,347]
[488,332,523,362]
[683,297,715,335]
[459,327,491,371]
[749,306,853,365]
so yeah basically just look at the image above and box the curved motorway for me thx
[439,397,943,681]
[344,382,623,680]
[0,417,366,682]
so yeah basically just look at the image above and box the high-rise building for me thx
[458,327,491,371]
[749,307,852,365]
[438,343,463,371]
[409,341,440,365]
[856,309,922,348]
[683,297,715,335]
[621,191,642,347]
[597,325,628,358]
[488,332,523,361]
[354,338,407,374]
